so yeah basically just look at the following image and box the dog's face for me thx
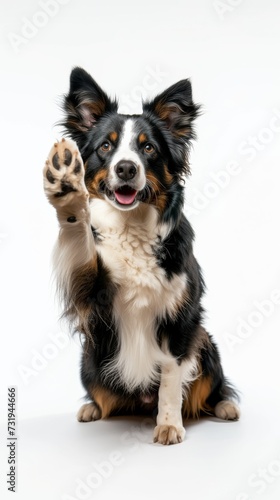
[63,67,199,216]
[84,114,165,212]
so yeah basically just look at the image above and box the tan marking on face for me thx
[146,171,168,214]
[86,169,107,199]
[139,133,147,144]
[109,131,118,142]
[146,171,161,191]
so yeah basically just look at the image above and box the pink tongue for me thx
[115,189,137,205]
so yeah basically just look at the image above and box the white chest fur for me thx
[90,199,187,391]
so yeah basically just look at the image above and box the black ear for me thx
[143,79,200,141]
[63,67,118,137]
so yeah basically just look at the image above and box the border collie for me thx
[43,67,240,445]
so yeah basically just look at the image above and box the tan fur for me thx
[146,170,168,214]
[155,101,191,138]
[155,101,179,122]
[164,164,173,185]
[182,327,213,418]
[79,99,107,121]
[183,376,212,418]
[109,131,118,142]
[139,132,147,144]
[86,168,108,198]
[91,386,128,418]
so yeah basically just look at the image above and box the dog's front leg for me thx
[43,138,96,292]
[154,357,186,445]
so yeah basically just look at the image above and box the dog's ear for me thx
[62,67,117,138]
[143,79,200,141]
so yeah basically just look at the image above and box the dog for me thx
[43,67,240,445]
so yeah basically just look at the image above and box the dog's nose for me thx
[115,161,137,181]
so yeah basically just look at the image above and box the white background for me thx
[0,0,280,499]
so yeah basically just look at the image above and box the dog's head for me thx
[62,67,200,219]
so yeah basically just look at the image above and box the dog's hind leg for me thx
[183,330,240,421]
[77,386,134,422]
[77,402,101,422]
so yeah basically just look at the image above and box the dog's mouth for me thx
[100,182,140,207]
[114,186,138,206]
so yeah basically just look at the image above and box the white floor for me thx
[2,392,279,500]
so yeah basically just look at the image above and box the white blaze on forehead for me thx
[112,119,137,163]
[109,118,146,189]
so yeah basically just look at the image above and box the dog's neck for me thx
[89,197,174,239]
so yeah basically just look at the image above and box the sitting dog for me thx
[43,67,240,445]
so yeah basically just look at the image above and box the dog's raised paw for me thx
[43,138,88,207]
[77,402,101,422]
[153,424,185,445]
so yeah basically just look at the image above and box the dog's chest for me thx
[90,200,178,313]
[99,224,165,306]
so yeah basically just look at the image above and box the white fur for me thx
[108,119,146,191]
[90,198,189,391]
[215,400,240,420]
[77,402,101,422]
[157,354,198,427]
[154,351,198,444]
[53,215,94,298]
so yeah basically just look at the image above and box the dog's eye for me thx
[144,143,155,154]
[100,142,111,152]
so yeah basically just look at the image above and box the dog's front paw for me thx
[43,138,88,208]
[153,424,185,445]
